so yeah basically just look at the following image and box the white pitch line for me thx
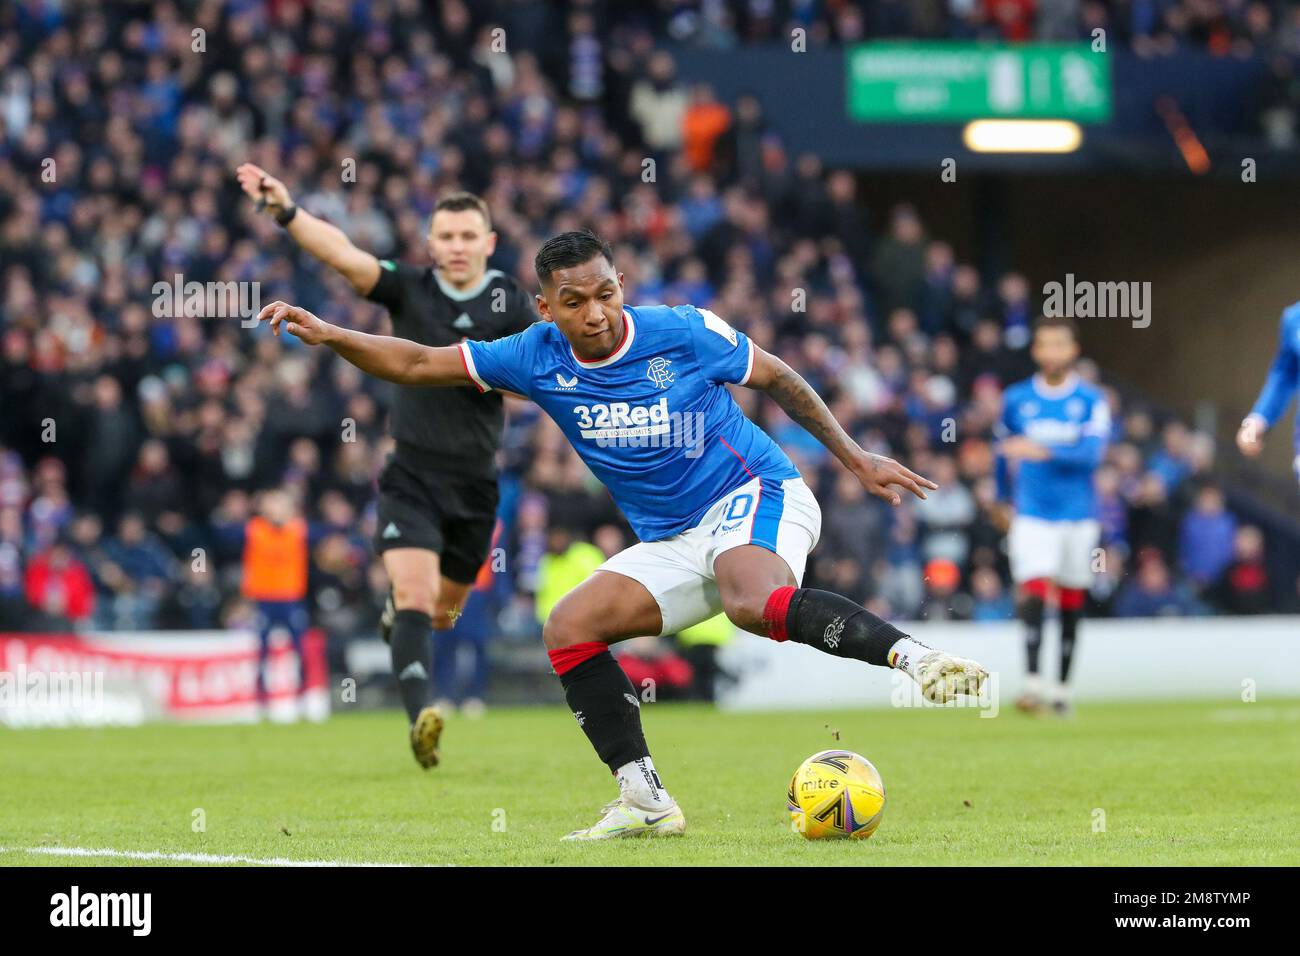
[0,846,413,867]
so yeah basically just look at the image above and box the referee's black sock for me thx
[550,643,650,772]
[391,609,433,723]
[763,587,932,676]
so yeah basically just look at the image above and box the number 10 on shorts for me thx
[725,493,754,522]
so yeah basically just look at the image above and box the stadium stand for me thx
[3,0,1299,667]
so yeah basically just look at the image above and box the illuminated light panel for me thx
[962,120,1083,153]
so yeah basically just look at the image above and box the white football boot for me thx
[1015,672,1051,715]
[1050,681,1075,719]
[561,798,686,841]
[914,650,989,703]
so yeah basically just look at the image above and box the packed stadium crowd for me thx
[1,0,1295,652]
[654,0,1300,56]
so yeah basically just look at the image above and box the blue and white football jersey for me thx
[459,304,800,541]
[996,373,1110,522]
[1248,301,1300,468]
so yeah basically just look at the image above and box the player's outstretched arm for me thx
[1237,322,1299,457]
[236,163,381,295]
[258,301,468,387]
[745,347,937,506]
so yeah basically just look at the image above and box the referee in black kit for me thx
[237,163,535,768]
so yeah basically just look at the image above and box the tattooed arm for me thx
[744,347,937,506]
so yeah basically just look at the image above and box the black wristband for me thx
[274,204,298,227]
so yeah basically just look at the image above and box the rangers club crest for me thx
[647,356,674,389]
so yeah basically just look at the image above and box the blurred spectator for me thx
[919,557,971,620]
[997,273,1033,350]
[125,439,185,522]
[719,93,768,186]
[0,539,27,629]
[1087,544,1127,617]
[157,563,223,630]
[102,512,177,629]
[241,490,309,708]
[871,205,926,321]
[23,539,95,628]
[817,468,887,600]
[535,526,604,625]
[1148,422,1195,491]
[970,566,1015,621]
[1127,472,1180,560]
[1094,464,1129,551]
[80,376,139,522]
[1209,525,1272,615]
[681,83,731,175]
[987,0,1039,41]
[629,51,686,152]
[615,636,694,701]
[1113,550,1204,617]
[913,456,977,565]
[1177,484,1237,589]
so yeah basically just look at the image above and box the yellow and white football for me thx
[788,749,886,840]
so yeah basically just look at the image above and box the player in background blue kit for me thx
[1236,301,1300,480]
[996,317,1110,717]
[257,231,988,841]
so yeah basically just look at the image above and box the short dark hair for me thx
[432,191,491,230]
[534,230,614,285]
[1033,314,1079,341]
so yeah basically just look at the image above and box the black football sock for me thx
[764,587,930,672]
[551,643,650,773]
[1020,595,1045,675]
[390,609,433,723]
[1060,607,1082,682]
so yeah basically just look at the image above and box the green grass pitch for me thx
[2,699,1297,866]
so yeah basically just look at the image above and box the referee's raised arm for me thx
[259,301,469,388]
[235,162,381,295]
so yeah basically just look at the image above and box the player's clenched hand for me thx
[853,453,938,506]
[258,301,332,345]
[1236,416,1265,458]
[235,162,292,212]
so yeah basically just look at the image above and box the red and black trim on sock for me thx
[549,642,650,773]
[761,586,911,667]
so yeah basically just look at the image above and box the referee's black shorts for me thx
[372,446,499,585]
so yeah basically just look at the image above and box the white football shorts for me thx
[1008,515,1101,589]
[598,475,822,636]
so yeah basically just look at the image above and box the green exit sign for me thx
[847,42,1111,123]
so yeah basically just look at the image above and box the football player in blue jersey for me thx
[256,231,988,840]
[996,316,1110,717]
[1236,302,1300,481]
